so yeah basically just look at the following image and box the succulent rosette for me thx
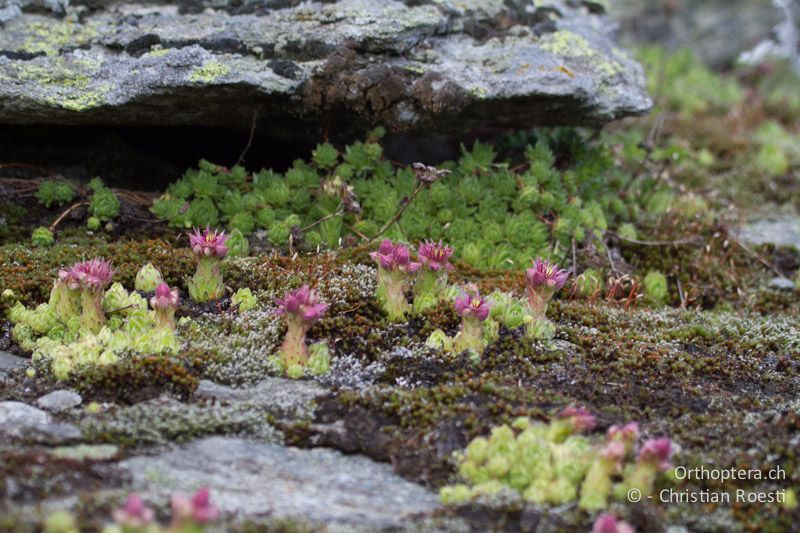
[413,240,454,312]
[70,258,114,333]
[48,268,81,324]
[134,262,164,292]
[275,285,329,370]
[150,283,179,330]
[187,226,229,302]
[370,239,420,321]
[452,289,492,356]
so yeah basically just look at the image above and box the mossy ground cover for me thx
[1,48,800,531]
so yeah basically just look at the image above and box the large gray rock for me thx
[0,0,651,135]
[608,0,792,68]
[120,436,439,530]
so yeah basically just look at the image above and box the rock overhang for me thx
[0,0,652,137]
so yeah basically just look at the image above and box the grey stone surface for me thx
[0,400,82,444]
[608,0,789,68]
[196,377,327,419]
[120,436,439,530]
[0,351,26,371]
[36,389,82,412]
[738,215,800,249]
[0,0,651,134]
[769,276,796,290]
[0,401,50,437]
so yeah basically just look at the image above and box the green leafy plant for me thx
[35,180,76,208]
[88,178,120,222]
[151,128,670,270]
[31,226,54,247]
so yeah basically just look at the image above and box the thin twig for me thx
[676,277,687,309]
[235,110,259,167]
[344,222,370,241]
[608,231,702,247]
[593,233,618,274]
[733,238,785,278]
[48,201,87,232]
[302,206,344,232]
[571,238,578,276]
[371,182,426,240]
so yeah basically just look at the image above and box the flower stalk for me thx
[187,227,229,302]
[452,289,491,356]
[524,258,569,338]
[370,239,419,321]
[71,258,114,334]
[150,283,179,330]
[413,240,454,313]
[275,285,328,369]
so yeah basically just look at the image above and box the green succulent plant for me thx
[36,180,76,208]
[87,178,120,221]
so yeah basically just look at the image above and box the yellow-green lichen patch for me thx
[540,30,623,79]
[188,61,231,84]
[44,82,113,112]
[21,19,101,56]
[147,48,171,58]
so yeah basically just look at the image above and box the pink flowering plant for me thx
[548,405,597,442]
[150,283,179,330]
[109,488,220,533]
[592,514,636,533]
[524,258,569,339]
[413,240,454,313]
[71,258,114,333]
[370,239,420,321]
[452,289,492,356]
[170,487,220,531]
[580,423,640,510]
[111,493,156,532]
[275,285,329,375]
[187,226,229,303]
[621,437,674,497]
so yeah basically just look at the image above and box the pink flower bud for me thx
[558,405,596,432]
[113,494,155,528]
[369,239,421,273]
[150,283,179,310]
[637,437,673,471]
[592,513,636,533]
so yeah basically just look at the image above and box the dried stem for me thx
[49,201,88,232]
[372,182,426,240]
